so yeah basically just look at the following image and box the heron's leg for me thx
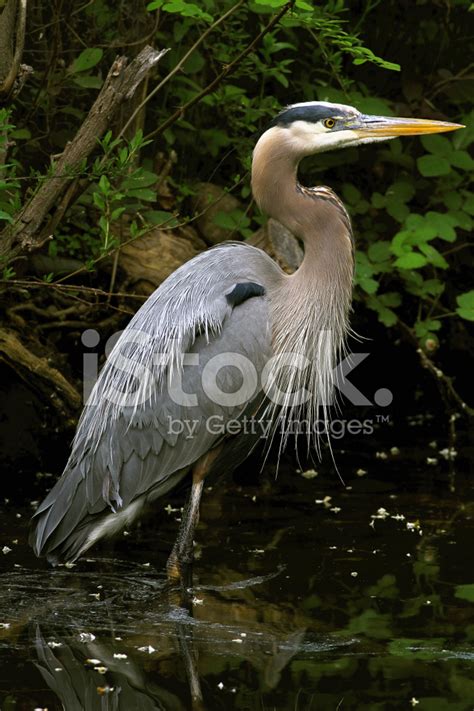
[166,447,221,585]
[166,477,204,584]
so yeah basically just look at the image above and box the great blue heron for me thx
[30,102,462,578]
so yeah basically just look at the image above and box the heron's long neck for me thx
[251,131,354,437]
[251,131,354,314]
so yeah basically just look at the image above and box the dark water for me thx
[1,428,473,710]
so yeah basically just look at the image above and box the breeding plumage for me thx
[30,101,462,573]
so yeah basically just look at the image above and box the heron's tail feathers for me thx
[29,464,144,565]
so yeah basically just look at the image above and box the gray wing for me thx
[30,245,277,562]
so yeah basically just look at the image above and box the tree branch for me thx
[0,45,169,262]
[0,0,27,97]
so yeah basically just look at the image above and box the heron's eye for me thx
[323,118,336,129]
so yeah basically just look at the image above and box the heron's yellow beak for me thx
[353,115,464,138]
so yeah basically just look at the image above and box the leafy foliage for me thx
[1,0,473,364]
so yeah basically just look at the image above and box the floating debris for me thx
[217,682,224,690]
[426,457,438,466]
[390,446,400,456]
[113,653,127,659]
[375,451,388,460]
[191,596,204,605]
[231,638,243,643]
[137,645,155,654]
[64,561,76,569]
[164,504,180,514]
[301,468,318,479]
[330,507,341,514]
[85,658,102,665]
[356,468,367,477]
[410,698,419,707]
[0,623,11,629]
[351,571,358,578]
[2,546,11,555]
[94,666,108,675]
[47,641,62,649]
[406,520,422,535]
[78,632,96,643]
[372,508,390,521]
[315,496,332,508]
[439,447,457,461]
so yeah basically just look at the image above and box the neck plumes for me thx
[251,128,354,452]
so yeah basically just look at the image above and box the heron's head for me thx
[265,101,463,157]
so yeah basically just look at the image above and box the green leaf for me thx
[127,188,157,201]
[387,200,409,222]
[253,0,288,5]
[386,180,415,203]
[111,207,126,221]
[368,241,391,263]
[70,48,103,74]
[144,209,179,227]
[443,191,462,211]
[378,292,402,308]
[425,211,457,241]
[418,243,449,269]
[121,170,158,190]
[463,194,474,216]
[367,297,398,326]
[92,192,105,210]
[10,128,31,139]
[455,583,474,601]
[452,210,472,230]
[98,175,110,195]
[371,192,386,209]
[394,252,428,269]
[150,0,213,21]
[449,150,474,171]
[0,210,13,222]
[359,276,379,294]
[342,183,361,204]
[417,154,451,177]
[73,74,103,89]
[420,133,452,157]
[415,319,442,339]
[456,291,474,320]
[391,230,412,256]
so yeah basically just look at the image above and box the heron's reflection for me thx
[31,564,307,710]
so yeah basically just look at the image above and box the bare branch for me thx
[0,0,27,97]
